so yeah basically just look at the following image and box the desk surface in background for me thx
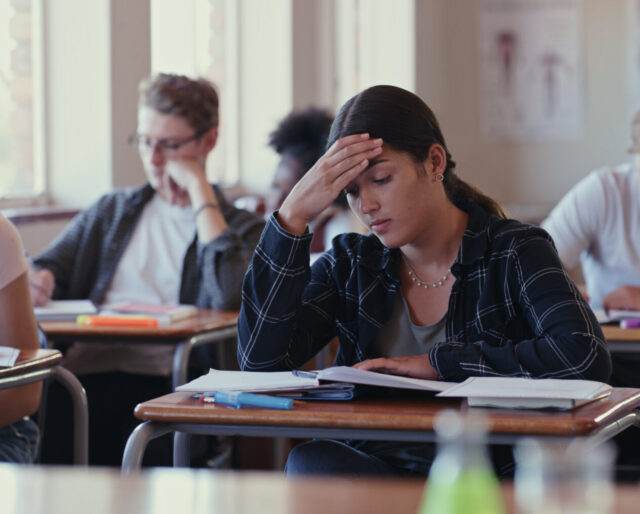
[1,466,638,514]
[0,348,62,380]
[135,388,640,437]
[39,309,239,342]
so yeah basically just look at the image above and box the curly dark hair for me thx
[268,107,333,178]
[138,73,219,133]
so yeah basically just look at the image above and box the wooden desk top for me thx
[0,348,62,379]
[0,467,637,514]
[39,309,238,342]
[134,388,640,437]
[602,325,640,342]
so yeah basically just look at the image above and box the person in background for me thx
[28,73,265,466]
[238,85,611,476]
[0,213,41,463]
[267,107,365,253]
[542,111,640,479]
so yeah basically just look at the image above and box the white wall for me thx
[416,0,630,218]
[17,0,637,250]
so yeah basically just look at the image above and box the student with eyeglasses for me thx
[29,73,265,466]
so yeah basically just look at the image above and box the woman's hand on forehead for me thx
[276,134,382,235]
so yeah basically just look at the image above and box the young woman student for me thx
[238,85,611,476]
[0,213,41,462]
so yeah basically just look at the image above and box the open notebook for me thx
[176,366,454,400]
[178,368,612,409]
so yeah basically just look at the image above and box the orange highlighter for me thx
[76,314,159,328]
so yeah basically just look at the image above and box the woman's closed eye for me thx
[373,175,390,185]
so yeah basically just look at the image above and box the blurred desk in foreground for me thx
[1,466,638,514]
[40,309,239,388]
[122,388,640,472]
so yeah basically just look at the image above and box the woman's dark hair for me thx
[269,107,334,176]
[328,85,505,218]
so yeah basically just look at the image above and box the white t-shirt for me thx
[64,196,196,375]
[541,162,640,308]
[0,214,28,291]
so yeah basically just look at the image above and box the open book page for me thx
[176,366,454,394]
[317,366,454,392]
[34,300,97,321]
[0,346,19,367]
[437,377,612,409]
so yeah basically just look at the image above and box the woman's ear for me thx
[425,144,447,179]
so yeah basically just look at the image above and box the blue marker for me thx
[212,391,293,410]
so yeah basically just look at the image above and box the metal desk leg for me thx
[174,431,191,467]
[171,326,238,389]
[122,421,174,474]
[50,366,89,466]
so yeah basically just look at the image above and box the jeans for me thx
[0,417,39,463]
[284,439,419,476]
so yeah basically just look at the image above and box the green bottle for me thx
[419,410,505,514]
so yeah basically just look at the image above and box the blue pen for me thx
[212,391,294,410]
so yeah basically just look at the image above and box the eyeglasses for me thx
[128,127,210,154]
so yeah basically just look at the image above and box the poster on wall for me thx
[478,0,584,141]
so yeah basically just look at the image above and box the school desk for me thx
[601,325,640,353]
[0,348,88,464]
[2,466,638,514]
[40,309,239,389]
[121,388,640,472]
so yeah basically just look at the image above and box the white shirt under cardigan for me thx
[63,195,196,376]
[541,162,640,309]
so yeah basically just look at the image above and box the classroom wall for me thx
[416,0,631,219]
[13,0,636,248]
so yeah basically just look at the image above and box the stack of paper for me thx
[437,377,612,410]
[0,346,19,368]
[100,302,198,325]
[593,308,640,325]
[34,300,97,321]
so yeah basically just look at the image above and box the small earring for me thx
[435,173,444,183]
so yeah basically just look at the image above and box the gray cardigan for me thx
[34,183,265,310]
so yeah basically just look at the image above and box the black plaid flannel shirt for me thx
[238,199,611,383]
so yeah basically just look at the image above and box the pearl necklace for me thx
[402,255,452,289]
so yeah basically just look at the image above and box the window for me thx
[0,0,44,203]
[151,0,292,192]
[335,0,415,106]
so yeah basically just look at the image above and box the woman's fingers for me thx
[323,137,383,175]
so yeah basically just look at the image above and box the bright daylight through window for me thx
[0,0,43,202]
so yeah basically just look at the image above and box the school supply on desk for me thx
[437,376,612,410]
[621,319,640,329]
[199,391,294,410]
[0,345,19,367]
[99,302,198,325]
[176,366,454,400]
[34,299,97,321]
[76,315,159,328]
